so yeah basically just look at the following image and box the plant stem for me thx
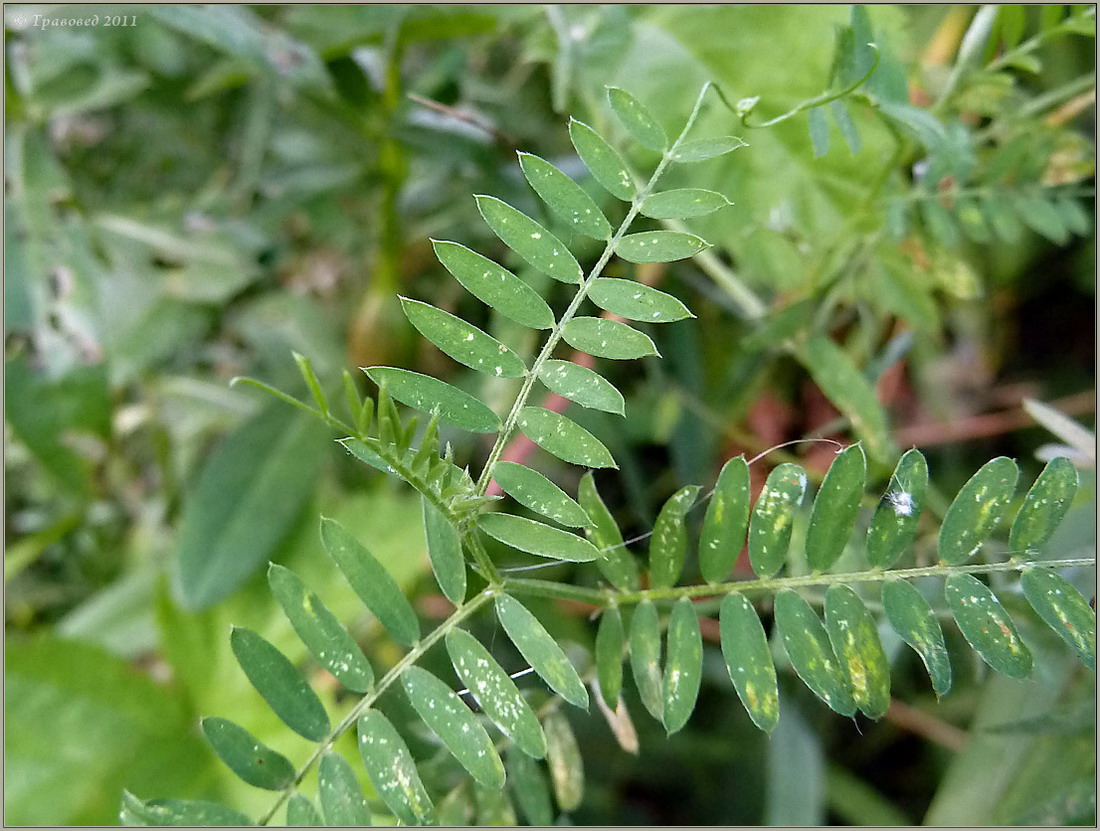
[256,589,496,826]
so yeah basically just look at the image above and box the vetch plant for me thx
[121,81,1095,827]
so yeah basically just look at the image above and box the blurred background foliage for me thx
[4,4,1095,826]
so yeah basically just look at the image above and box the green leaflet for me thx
[474,782,517,825]
[422,498,467,605]
[543,710,584,813]
[493,461,591,528]
[517,406,616,468]
[1014,193,1069,244]
[431,240,555,330]
[881,579,952,696]
[629,600,664,720]
[475,195,582,284]
[662,598,703,735]
[399,297,526,379]
[538,359,625,415]
[479,513,601,562]
[595,606,625,709]
[293,351,329,415]
[866,449,928,569]
[229,627,330,742]
[607,86,667,151]
[357,710,435,826]
[719,594,779,732]
[578,472,641,591]
[773,591,857,717]
[587,278,694,323]
[700,456,751,583]
[436,785,472,826]
[446,628,547,758]
[938,457,1019,564]
[568,118,635,201]
[402,665,506,789]
[339,437,392,474]
[267,564,375,693]
[517,152,611,240]
[1009,457,1079,557]
[671,135,747,162]
[200,717,295,791]
[1021,568,1095,671]
[320,516,420,646]
[363,367,501,434]
[805,444,867,572]
[495,594,589,709]
[807,106,830,157]
[616,231,710,263]
[829,99,862,154]
[318,752,372,827]
[648,485,701,588]
[639,188,733,219]
[286,795,321,826]
[561,317,659,360]
[748,463,807,578]
[823,586,891,719]
[507,747,554,826]
[797,335,895,464]
[945,573,1032,679]
[120,792,252,827]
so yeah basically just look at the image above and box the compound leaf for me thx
[518,152,611,240]
[824,585,891,719]
[945,573,1032,679]
[595,606,626,710]
[399,297,526,379]
[616,231,710,263]
[493,461,591,528]
[432,240,555,330]
[629,600,664,721]
[774,591,856,717]
[700,456,751,583]
[881,578,952,696]
[578,472,641,591]
[568,118,635,201]
[1009,457,1079,557]
[806,444,866,572]
[866,449,928,569]
[748,463,807,578]
[1021,568,1095,671]
[938,457,1019,564]
[662,598,702,735]
[318,752,372,827]
[587,278,694,323]
[495,594,589,710]
[422,498,467,605]
[357,710,435,826]
[538,359,625,415]
[562,317,659,360]
[719,594,779,732]
[607,86,667,151]
[475,195,582,284]
[363,367,501,434]
[648,485,701,588]
[200,717,295,791]
[517,406,616,468]
[479,513,601,562]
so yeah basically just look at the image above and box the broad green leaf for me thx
[797,335,895,463]
[357,710,435,826]
[748,463,807,578]
[479,513,601,562]
[662,598,703,735]
[823,586,891,719]
[495,594,589,709]
[562,317,659,360]
[517,406,616,468]
[774,591,857,717]
[318,752,372,827]
[320,517,420,646]
[363,367,501,434]
[1021,568,1095,671]
[648,485,701,588]
[446,628,547,758]
[719,594,779,732]
[267,564,375,693]
[493,461,590,527]
[829,99,862,154]
[881,579,952,696]
[475,195,582,284]
[945,573,1032,679]
[399,297,526,378]
[568,118,635,201]
[401,665,505,789]
[432,240,555,330]
[422,498,467,605]
[543,710,584,813]
[595,606,625,709]
[806,444,867,572]
[671,135,747,162]
[700,456,751,583]
[229,627,329,742]
[578,472,641,591]
[639,188,733,220]
[938,457,1019,564]
[200,717,294,791]
[587,278,694,322]
[616,231,710,263]
[538,359,625,415]
[507,748,554,826]
[807,106,830,157]
[629,600,664,720]
[607,86,667,151]
[286,795,321,826]
[1009,457,1079,557]
[867,449,929,569]
[119,792,252,827]
[177,403,327,609]
[517,152,611,240]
